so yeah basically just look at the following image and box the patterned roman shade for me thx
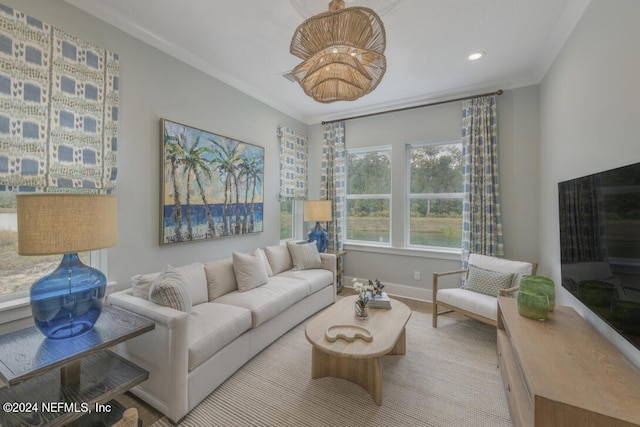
[277,126,307,200]
[0,5,119,193]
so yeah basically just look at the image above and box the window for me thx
[346,147,392,244]
[0,192,91,300]
[279,199,295,241]
[407,141,463,249]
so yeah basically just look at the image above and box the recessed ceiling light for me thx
[468,52,485,61]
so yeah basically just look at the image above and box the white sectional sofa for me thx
[107,243,336,423]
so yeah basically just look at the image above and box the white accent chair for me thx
[432,254,537,327]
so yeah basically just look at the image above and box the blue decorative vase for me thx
[30,253,106,339]
[308,222,328,252]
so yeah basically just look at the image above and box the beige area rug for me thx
[151,306,512,427]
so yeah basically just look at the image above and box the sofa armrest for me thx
[432,269,468,303]
[320,252,337,285]
[498,286,519,297]
[107,289,190,422]
[108,289,188,328]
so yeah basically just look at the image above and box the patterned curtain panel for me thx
[277,126,308,200]
[461,96,504,266]
[320,122,346,251]
[558,175,607,263]
[0,5,119,193]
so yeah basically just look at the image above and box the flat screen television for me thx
[558,162,640,350]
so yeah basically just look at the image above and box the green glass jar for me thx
[520,275,555,311]
[517,290,550,321]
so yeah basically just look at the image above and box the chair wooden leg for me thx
[432,274,438,328]
[432,302,438,328]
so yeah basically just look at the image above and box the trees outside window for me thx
[0,192,91,299]
[407,141,463,249]
[346,148,392,244]
[280,199,295,241]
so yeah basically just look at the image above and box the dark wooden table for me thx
[0,305,154,427]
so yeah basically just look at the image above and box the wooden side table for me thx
[0,305,154,427]
[326,249,346,293]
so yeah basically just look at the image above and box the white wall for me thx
[539,0,640,366]
[3,0,307,291]
[307,85,540,298]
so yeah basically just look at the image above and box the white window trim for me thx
[279,198,300,244]
[345,146,392,246]
[405,139,463,250]
[0,248,113,332]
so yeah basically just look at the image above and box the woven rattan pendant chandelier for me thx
[290,0,386,103]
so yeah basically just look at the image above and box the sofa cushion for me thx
[263,244,293,275]
[173,262,209,305]
[437,288,498,321]
[131,272,161,300]
[214,276,308,328]
[278,269,333,294]
[462,265,514,297]
[204,258,237,300]
[187,303,252,371]
[286,241,323,270]
[233,249,269,292]
[149,268,193,313]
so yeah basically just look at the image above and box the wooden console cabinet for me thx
[497,296,640,427]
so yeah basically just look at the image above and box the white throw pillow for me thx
[172,262,208,305]
[233,249,269,291]
[130,272,161,300]
[204,258,238,300]
[256,248,274,277]
[149,268,193,313]
[286,241,323,270]
[263,244,293,275]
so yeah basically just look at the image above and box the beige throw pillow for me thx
[130,272,161,300]
[233,249,269,292]
[149,268,193,313]
[256,248,274,277]
[204,258,238,300]
[263,244,293,275]
[286,241,323,270]
[172,262,208,305]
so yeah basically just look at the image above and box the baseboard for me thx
[344,276,432,303]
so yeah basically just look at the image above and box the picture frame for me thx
[160,118,264,245]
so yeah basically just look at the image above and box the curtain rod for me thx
[321,89,504,125]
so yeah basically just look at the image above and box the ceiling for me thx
[64,0,591,125]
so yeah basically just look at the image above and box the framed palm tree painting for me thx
[161,118,264,244]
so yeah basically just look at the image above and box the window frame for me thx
[279,198,298,243]
[405,139,463,251]
[345,146,393,246]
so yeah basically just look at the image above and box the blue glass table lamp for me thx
[16,194,117,340]
[304,200,332,252]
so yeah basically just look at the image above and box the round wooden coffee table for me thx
[305,295,411,405]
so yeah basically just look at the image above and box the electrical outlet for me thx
[414,271,420,280]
